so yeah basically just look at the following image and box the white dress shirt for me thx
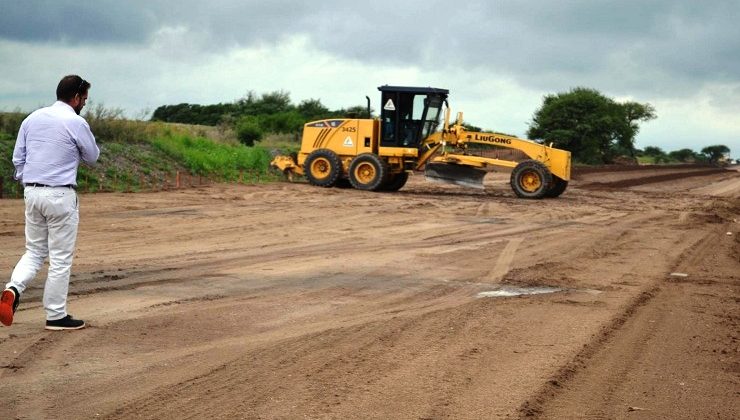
[13,101,99,186]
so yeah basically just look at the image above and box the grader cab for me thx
[270,85,571,198]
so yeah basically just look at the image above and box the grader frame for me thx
[270,85,571,199]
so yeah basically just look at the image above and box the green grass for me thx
[0,131,22,198]
[150,132,275,182]
[76,141,185,192]
[258,132,301,155]
[1,111,281,197]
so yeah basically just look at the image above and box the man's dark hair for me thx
[56,75,90,102]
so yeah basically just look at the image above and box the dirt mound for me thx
[580,168,728,189]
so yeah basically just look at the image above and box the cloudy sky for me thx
[1,0,738,157]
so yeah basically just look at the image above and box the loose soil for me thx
[1,165,738,419]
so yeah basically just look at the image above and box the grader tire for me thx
[334,178,352,189]
[510,160,552,199]
[349,153,389,191]
[304,149,342,187]
[544,176,568,198]
[380,172,409,192]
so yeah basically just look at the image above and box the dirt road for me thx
[1,165,738,419]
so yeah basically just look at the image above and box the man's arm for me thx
[75,120,100,165]
[12,121,27,181]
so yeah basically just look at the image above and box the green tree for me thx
[668,148,698,162]
[527,87,656,164]
[150,89,380,139]
[234,90,293,115]
[701,144,730,163]
[235,91,259,114]
[336,105,372,119]
[258,111,305,134]
[615,102,656,154]
[642,146,665,157]
[297,98,330,119]
[640,146,670,163]
[254,90,293,115]
[235,116,263,146]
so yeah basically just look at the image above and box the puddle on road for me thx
[476,286,563,298]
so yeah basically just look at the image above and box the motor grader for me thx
[270,85,571,198]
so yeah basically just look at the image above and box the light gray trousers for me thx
[6,186,79,321]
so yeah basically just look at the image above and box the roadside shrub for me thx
[236,116,263,146]
[83,103,150,144]
[0,112,25,138]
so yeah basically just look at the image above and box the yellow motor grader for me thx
[270,85,571,198]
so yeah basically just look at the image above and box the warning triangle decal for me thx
[384,99,395,111]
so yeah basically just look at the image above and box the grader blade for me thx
[424,163,486,189]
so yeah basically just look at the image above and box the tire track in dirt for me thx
[20,198,636,304]
[100,292,535,419]
[517,286,661,418]
[97,285,483,419]
[487,237,524,282]
[517,219,739,419]
[95,206,695,419]
[1,168,736,419]
[0,334,64,374]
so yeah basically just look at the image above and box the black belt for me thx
[25,183,76,189]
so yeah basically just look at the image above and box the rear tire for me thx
[510,160,552,199]
[349,153,389,191]
[304,149,342,187]
[544,176,568,198]
[380,172,409,192]
[334,178,352,189]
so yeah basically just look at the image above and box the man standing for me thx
[0,75,99,330]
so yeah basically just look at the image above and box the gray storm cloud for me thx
[2,0,737,98]
[0,0,740,85]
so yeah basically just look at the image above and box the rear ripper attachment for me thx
[270,85,571,198]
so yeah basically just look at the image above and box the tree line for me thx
[151,87,731,164]
[151,90,369,146]
[639,145,731,164]
[526,87,731,164]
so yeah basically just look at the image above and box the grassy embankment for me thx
[0,110,286,198]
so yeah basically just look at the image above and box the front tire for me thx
[510,160,552,199]
[349,153,389,191]
[303,149,342,187]
[380,172,409,192]
[544,176,568,198]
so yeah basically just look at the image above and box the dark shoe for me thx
[0,286,20,326]
[45,315,85,331]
